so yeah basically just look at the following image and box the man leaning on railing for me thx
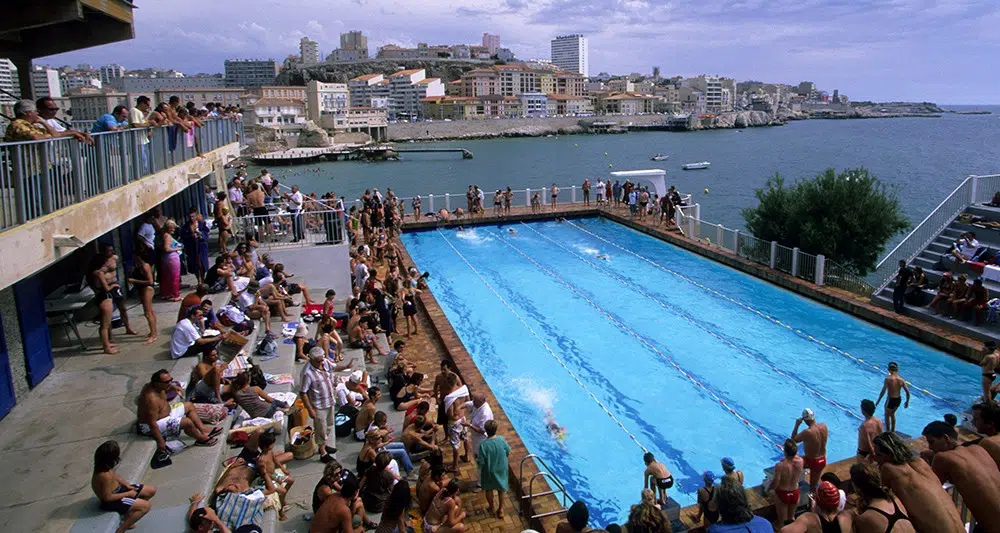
[4,99,80,143]
[37,97,92,144]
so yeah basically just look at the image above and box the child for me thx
[92,440,156,533]
[258,431,295,521]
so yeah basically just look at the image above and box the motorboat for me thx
[682,161,711,170]
[650,154,668,161]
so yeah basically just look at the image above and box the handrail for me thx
[518,453,573,519]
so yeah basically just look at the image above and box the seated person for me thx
[171,307,224,360]
[199,299,225,331]
[946,274,970,318]
[422,478,467,533]
[177,284,209,322]
[926,272,955,315]
[272,263,314,306]
[323,289,350,323]
[257,431,295,521]
[335,371,367,411]
[313,461,377,529]
[392,372,432,412]
[205,255,237,295]
[312,471,363,533]
[403,400,431,431]
[366,411,415,476]
[905,266,928,304]
[355,387,380,441]
[92,440,156,533]
[293,322,315,362]
[402,415,440,455]
[359,452,396,514]
[949,232,979,264]
[137,370,221,455]
[417,462,448,515]
[229,371,293,419]
[186,348,230,405]
[258,282,294,322]
[317,321,344,362]
[186,492,228,533]
[964,278,990,324]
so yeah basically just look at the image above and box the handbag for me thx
[248,364,267,390]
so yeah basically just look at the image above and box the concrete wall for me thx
[387,114,669,141]
[0,288,26,401]
[0,142,240,292]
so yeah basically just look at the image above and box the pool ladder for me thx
[519,454,573,520]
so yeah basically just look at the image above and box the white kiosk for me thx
[609,169,667,199]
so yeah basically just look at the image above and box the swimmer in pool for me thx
[597,253,610,261]
[507,228,518,235]
[545,410,567,444]
[457,226,465,232]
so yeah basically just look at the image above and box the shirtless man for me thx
[923,421,1000,533]
[258,283,293,321]
[981,340,999,404]
[187,492,230,533]
[434,361,463,432]
[137,370,220,457]
[403,415,440,454]
[872,431,964,533]
[354,387,380,441]
[311,472,360,533]
[258,431,295,521]
[447,384,471,470]
[642,452,674,506]
[769,439,805,527]
[857,399,884,462]
[875,362,910,432]
[978,403,1000,468]
[792,408,828,491]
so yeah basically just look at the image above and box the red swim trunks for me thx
[775,488,800,505]
[804,456,827,471]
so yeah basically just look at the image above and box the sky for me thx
[40,0,1000,103]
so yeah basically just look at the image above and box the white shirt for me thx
[261,173,273,186]
[961,238,980,259]
[355,263,369,288]
[465,400,494,454]
[45,118,67,132]
[229,186,244,203]
[289,191,304,213]
[170,318,201,359]
[137,223,156,249]
[335,381,363,409]
[596,181,606,195]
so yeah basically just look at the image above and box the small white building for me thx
[244,97,307,136]
[305,80,349,121]
[520,92,548,117]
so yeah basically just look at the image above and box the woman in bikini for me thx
[850,462,915,533]
[423,479,466,533]
[127,252,157,345]
[318,321,344,362]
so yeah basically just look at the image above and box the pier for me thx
[249,144,473,165]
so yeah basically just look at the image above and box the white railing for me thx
[232,208,347,249]
[0,119,244,232]
[869,174,1000,295]
[674,208,875,295]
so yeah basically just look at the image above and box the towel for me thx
[444,385,470,413]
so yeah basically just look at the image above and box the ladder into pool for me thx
[519,454,573,520]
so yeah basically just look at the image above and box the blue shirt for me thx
[709,516,772,533]
[91,113,124,133]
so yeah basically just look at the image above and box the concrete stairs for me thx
[873,204,1000,342]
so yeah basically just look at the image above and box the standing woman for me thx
[159,219,183,301]
[214,192,232,252]
[402,280,421,338]
[127,252,157,345]
[180,210,210,285]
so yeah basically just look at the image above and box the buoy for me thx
[608,163,613,168]
[704,188,709,194]
[604,152,608,156]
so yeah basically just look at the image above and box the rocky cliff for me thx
[278,59,486,85]
[690,110,782,130]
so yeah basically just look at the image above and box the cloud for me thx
[29,0,1000,102]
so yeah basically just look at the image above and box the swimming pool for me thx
[401,218,976,524]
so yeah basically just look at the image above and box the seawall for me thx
[387,115,667,141]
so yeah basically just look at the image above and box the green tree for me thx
[741,168,909,275]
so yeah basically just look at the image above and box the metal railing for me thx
[518,454,573,520]
[0,119,243,232]
[869,174,1000,295]
[232,208,347,249]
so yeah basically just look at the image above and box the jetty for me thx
[249,144,473,165]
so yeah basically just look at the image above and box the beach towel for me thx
[444,385,470,413]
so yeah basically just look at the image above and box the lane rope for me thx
[519,222,864,423]
[490,229,782,451]
[435,229,650,453]
[564,219,961,407]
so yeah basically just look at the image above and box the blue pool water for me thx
[401,218,977,525]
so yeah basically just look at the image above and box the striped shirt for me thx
[300,359,336,410]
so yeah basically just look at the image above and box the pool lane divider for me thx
[563,220,960,408]
[518,222,864,423]
[488,228,783,451]
[435,229,651,454]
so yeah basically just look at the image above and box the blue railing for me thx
[0,119,243,232]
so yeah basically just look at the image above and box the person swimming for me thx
[545,410,567,444]
[508,228,518,235]
[457,226,465,232]
[597,253,610,261]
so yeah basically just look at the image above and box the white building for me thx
[348,74,389,108]
[110,76,226,92]
[520,92,548,117]
[0,59,19,105]
[244,97,307,136]
[550,34,588,76]
[388,69,444,119]
[482,33,500,55]
[305,80,349,121]
[31,66,61,99]
[683,75,733,113]
[99,64,125,85]
[300,37,320,65]
[60,73,101,95]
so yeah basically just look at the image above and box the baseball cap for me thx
[815,481,840,510]
[802,408,815,421]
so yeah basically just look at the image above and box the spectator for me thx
[229,177,247,217]
[963,278,989,324]
[311,471,362,533]
[709,478,771,532]
[186,492,228,533]
[476,420,511,519]
[374,479,412,533]
[891,260,912,314]
[849,462,915,533]
[4,99,53,141]
[92,440,156,533]
[230,371,293,418]
[126,252,157,345]
[92,105,129,133]
[927,271,955,315]
[557,500,590,533]
[159,219,184,301]
[286,184,305,242]
[422,478,466,533]
[417,461,447,514]
[177,284,210,323]
[359,451,395,513]
[626,492,672,533]
[88,244,137,354]
[137,369,220,455]
[972,402,999,438]
[905,266,928,304]
[180,210,211,285]
[691,471,719,527]
[465,391,494,462]
[299,348,351,463]
[170,306,223,360]
[258,431,295,521]
[778,481,850,532]
[36,96,90,142]
[186,347,227,405]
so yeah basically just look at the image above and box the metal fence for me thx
[869,174,1000,295]
[233,208,347,249]
[0,119,242,233]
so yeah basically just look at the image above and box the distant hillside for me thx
[851,101,944,114]
[277,59,496,85]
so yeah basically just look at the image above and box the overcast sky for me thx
[41,0,1000,103]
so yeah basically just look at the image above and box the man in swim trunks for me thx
[875,362,910,432]
[447,385,471,469]
[981,340,999,404]
[792,408,828,492]
[137,370,220,455]
[923,421,1000,533]
[857,399,884,462]
[642,452,674,506]
[769,438,804,527]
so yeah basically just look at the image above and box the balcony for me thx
[0,120,243,290]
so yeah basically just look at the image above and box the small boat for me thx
[682,161,711,170]
[650,154,668,161]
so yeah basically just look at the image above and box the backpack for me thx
[248,364,267,390]
[255,331,277,357]
[335,404,359,438]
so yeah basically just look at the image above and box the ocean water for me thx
[401,219,977,525]
[253,107,1000,235]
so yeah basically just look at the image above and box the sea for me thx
[247,105,1000,235]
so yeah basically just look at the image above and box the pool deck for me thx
[397,202,987,532]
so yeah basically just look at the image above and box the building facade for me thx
[388,69,444,119]
[550,34,589,76]
[153,87,244,108]
[340,31,369,57]
[300,37,320,65]
[257,86,307,101]
[224,59,279,88]
[459,65,587,98]
[0,59,19,105]
[67,87,128,120]
[482,33,500,55]
[109,76,226,92]
[30,66,61,99]
[520,92,548,117]
[305,80,349,121]
[99,64,125,85]
[60,73,101,95]
[348,74,390,108]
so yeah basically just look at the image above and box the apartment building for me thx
[388,69,443,119]
[30,66,61,99]
[153,87,244,108]
[300,37,320,65]
[99,63,125,85]
[459,65,587,98]
[224,59,279,88]
[67,87,128,120]
[550,34,588,75]
[348,74,390,108]
[305,80,349,121]
[109,76,226,92]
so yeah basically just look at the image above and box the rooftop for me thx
[350,73,382,82]
[390,69,424,77]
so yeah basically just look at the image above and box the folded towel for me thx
[444,385,469,413]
